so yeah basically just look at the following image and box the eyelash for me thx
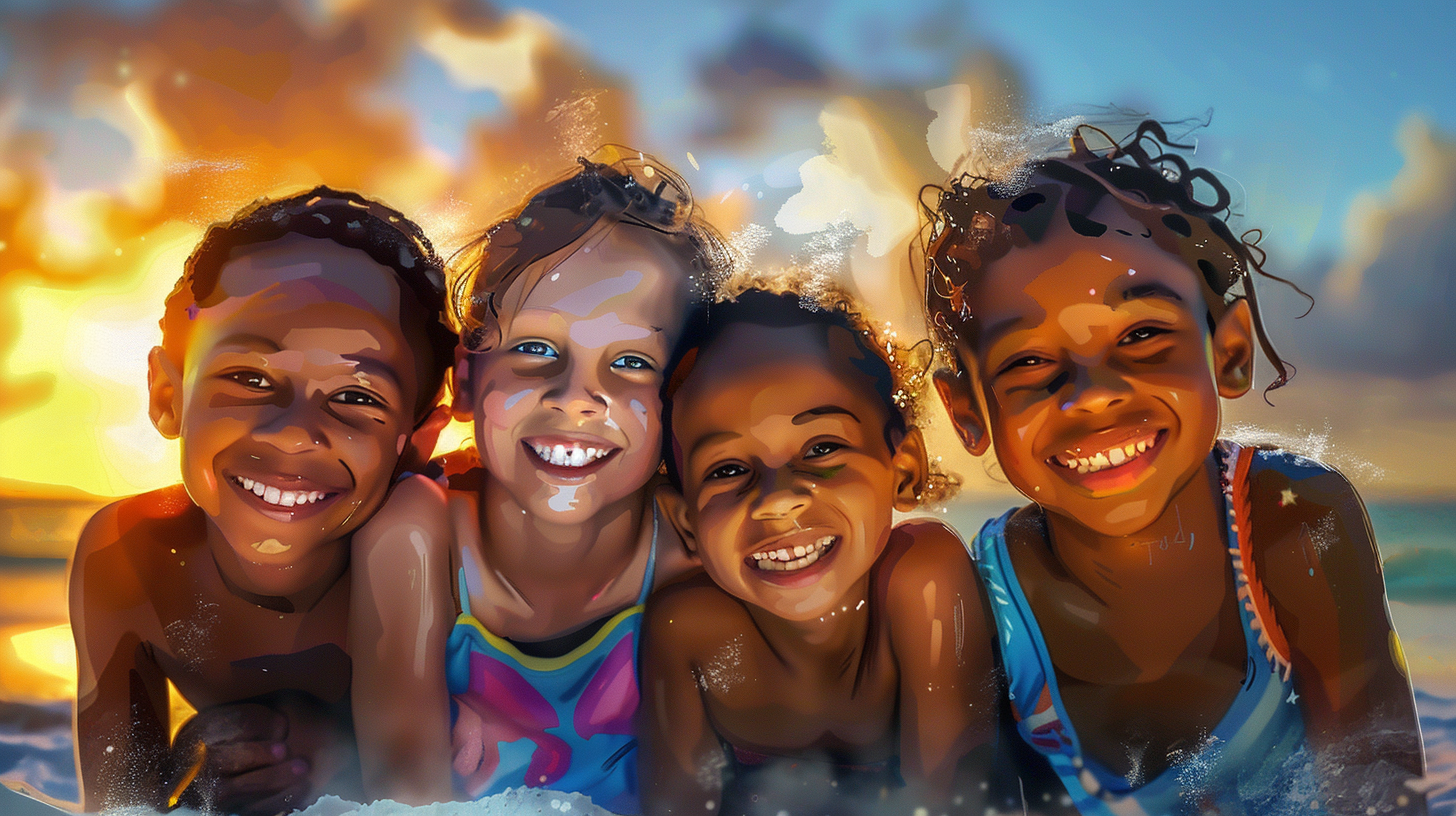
[1119,326,1170,346]
[707,463,749,480]
[224,371,272,390]
[611,354,654,371]
[331,390,385,408]
[805,441,842,458]
[513,341,558,359]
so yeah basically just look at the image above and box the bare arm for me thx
[638,584,730,816]
[71,502,171,812]
[349,475,456,804]
[1257,465,1425,814]
[885,520,997,814]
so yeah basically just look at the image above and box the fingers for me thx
[208,739,289,777]
[175,702,289,748]
[214,757,311,815]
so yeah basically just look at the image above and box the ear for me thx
[933,367,990,455]
[401,404,452,474]
[1212,299,1254,398]
[656,484,698,555]
[147,346,183,439]
[890,426,929,512]
[449,347,474,422]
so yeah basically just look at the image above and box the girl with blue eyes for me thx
[349,151,728,812]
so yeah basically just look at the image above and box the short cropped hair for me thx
[161,186,456,415]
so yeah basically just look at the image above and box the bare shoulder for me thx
[71,486,199,603]
[355,475,452,551]
[881,518,979,604]
[644,573,749,657]
[1244,450,1379,574]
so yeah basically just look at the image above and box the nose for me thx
[749,468,811,522]
[542,360,607,420]
[252,399,329,452]
[1057,359,1132,415]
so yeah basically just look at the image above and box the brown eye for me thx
[1119,326,1170,346]
[225,371,272,391]
[331,389,384,408]
[707,463,749,480]
[805,441,843,459]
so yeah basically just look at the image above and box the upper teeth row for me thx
[751,535,834,570]
[531,443,611,468]
[236,476,328,508]
[1059,438,1153,475]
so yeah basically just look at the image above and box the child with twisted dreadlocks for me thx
[924,121,1425,815]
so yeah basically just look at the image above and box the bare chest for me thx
[150,576,351,709]
[700,633,899,761]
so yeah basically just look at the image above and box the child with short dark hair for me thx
[925,122,1425,815]
[69,187,454,814]
[641,287,997,816]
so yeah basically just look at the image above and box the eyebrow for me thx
[980,315,1035,351]
[213,333,282,353]
[687,430,740,461]
[1120,282,1184,304]
[792,405,861,425]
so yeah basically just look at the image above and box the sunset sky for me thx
[0,0,1452,499]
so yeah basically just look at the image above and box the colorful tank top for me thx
[970,441,1325,816]
[445,511,658,814]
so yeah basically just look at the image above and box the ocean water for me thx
[3,496,1455,813]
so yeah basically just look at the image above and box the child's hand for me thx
[166,700,313,815]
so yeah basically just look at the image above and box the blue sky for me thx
[505,0,1454,260]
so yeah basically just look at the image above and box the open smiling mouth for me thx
[747,535,837,572]
[523,438,619,477]
[1047,429,1166,484]
[228,474,343,521]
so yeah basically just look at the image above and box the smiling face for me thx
[666,321,924,622]
[940,199,1253,537]
[462,225,692,524]
[150,235,428,568]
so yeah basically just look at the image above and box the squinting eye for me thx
[226,372,271,390]
[805,442,843,459]
[1001,355,1047,373]
[1119,326,1169,346]
[706,463,749,480]
[611,354,653,371]
[332,390,384,408]
[513,341,558,359]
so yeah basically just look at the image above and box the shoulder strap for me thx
[635,503,660,607]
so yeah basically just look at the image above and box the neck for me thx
[1041,453,1228,591]
[747,576,873,667]
[205,525,349,614]
[479,479,651,592]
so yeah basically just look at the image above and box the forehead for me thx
[193,236,415,361]
[211,234,405,318]
[676,322,888,434]
[506,225,690,325]
[969,218,1208,345]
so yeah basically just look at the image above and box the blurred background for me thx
[0,0,1452,809]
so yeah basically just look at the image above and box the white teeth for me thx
[1057,434,1158,475]
[235,476,329,508]
[750,536,836,572]
[529,441,613,468]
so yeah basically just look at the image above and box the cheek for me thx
[477,377,537,431]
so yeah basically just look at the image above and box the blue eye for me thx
[513,341,558,359]
[611,354,653,371]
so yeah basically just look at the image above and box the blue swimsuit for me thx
[445,517,658,814]
[971,441,1325,815]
